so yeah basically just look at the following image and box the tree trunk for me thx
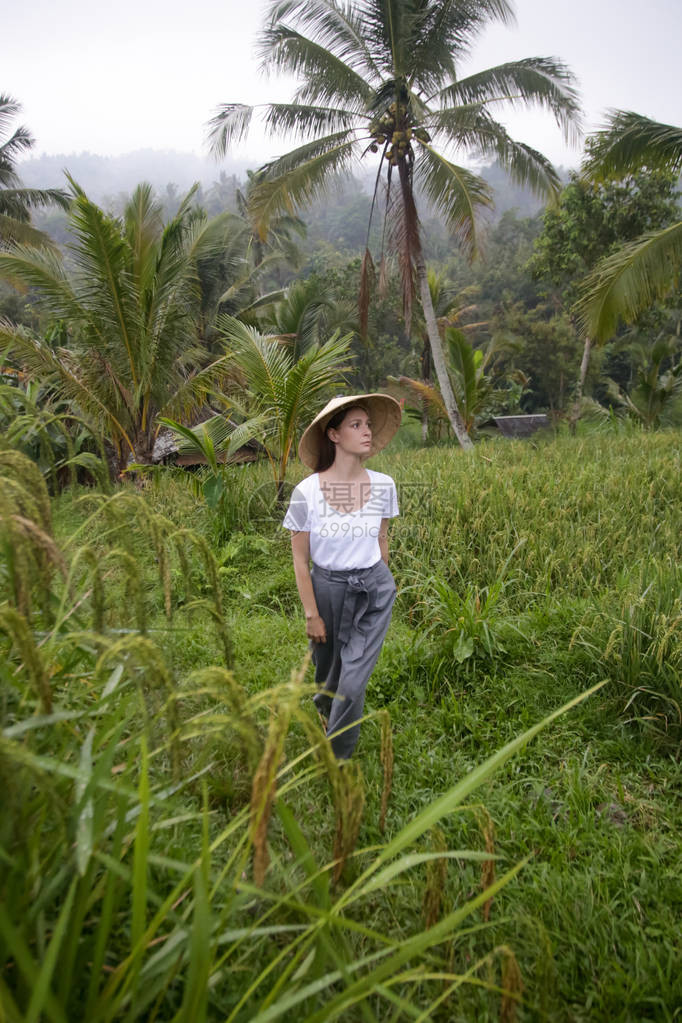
[395,158,473,452]
[569,335,592,435]
[415,255,474,451]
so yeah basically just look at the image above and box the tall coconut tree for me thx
[0,95,69,246]
[208,0,581,450]
[577,111,682,342]
[0,181,240,471]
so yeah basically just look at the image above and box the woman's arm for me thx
[379,518,391,564]
[290,531,327,643]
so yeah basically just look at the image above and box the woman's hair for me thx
[315,403,369,472]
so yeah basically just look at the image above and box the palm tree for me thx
[261,276,357,359]
[605,329,682,429]
[165,318,353,499]
[235,168,307,281]
[0,95,69,246]
[577,112,682,342]
[208,0,581,450]
[391,327,516,437]
[0,181,239,471]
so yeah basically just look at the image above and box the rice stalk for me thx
[499,945,524,1023]
[379,709,393,834]
[422,826,448,929]
[331,760,366,884]
[0,605,52,712]
[248,657,308,884]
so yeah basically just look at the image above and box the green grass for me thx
[2,428,681,1020]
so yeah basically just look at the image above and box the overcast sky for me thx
[6,0,681,171]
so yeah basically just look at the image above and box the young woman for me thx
[282,393,402,759]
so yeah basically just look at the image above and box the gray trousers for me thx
[310,559,397,759]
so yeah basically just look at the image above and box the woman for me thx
[282,393,402,759]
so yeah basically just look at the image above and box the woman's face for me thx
[327,406,372,458]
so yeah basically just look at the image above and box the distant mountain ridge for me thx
[18,148,570,217]
[17,149,253,201]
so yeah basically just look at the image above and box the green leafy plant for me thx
[0,181,240,472]
[391,329,520,437]
[164,319,353,502]
[578,112,682,342]
[0,93,69,246]
[208,0,581,450]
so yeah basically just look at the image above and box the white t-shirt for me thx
[282,469,399,570]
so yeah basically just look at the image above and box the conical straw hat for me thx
[298,393,402,469]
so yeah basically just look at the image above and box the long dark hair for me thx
[314,403,369,472]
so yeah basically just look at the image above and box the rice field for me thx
[1,427,681,1021]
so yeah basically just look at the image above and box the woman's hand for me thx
[306,614,327,643]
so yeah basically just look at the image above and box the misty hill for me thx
[19,148,565,220]
[17,149,252,202]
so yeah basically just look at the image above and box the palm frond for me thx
[262,0,380,81]
[237,289,288,317]
[0,216,58,248]
[365,0,514,86]
[66,191,142,384]
[410,0,515,92]
[207,104,254,158]
[0,186,70,215]
[427,106,561,198]
[159,413,269,462]
[264,278,333,350]
[0,324,135,451]
[263,103,366,140]
[455,114,561,198]
[446,326,489,426]
[220,413,273,457]
[261,24,374,109]
[413,143,492,254]
[248,132,358,237]
[277,330,353,459]
[0,95,25,137]
[162,353,238,421]
[0,244,86,324]
[583,111,682,181]
[124,184,164,299]
[437,58,582,145]
[391,374,447,419]
[146,207,237,380]
[575,220,682,343]
[217,316,294,408]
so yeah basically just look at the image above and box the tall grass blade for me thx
[24,876,77,1023]
[75,726,95,876]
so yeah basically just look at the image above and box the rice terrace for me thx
[1,0,682,1019]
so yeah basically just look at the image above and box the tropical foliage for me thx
[0,181,240,470]
[0,94,69,246]
[605,318,682,428]
[391,327,519,436]
[529,165,680,423]
[208,0,581,450]
[577,111,682,341]
[164,319,353,498]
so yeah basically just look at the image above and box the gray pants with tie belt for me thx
[310,559,397,759]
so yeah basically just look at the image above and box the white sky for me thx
[6,0,681,170]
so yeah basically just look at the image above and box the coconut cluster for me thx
[368,102,431,165]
